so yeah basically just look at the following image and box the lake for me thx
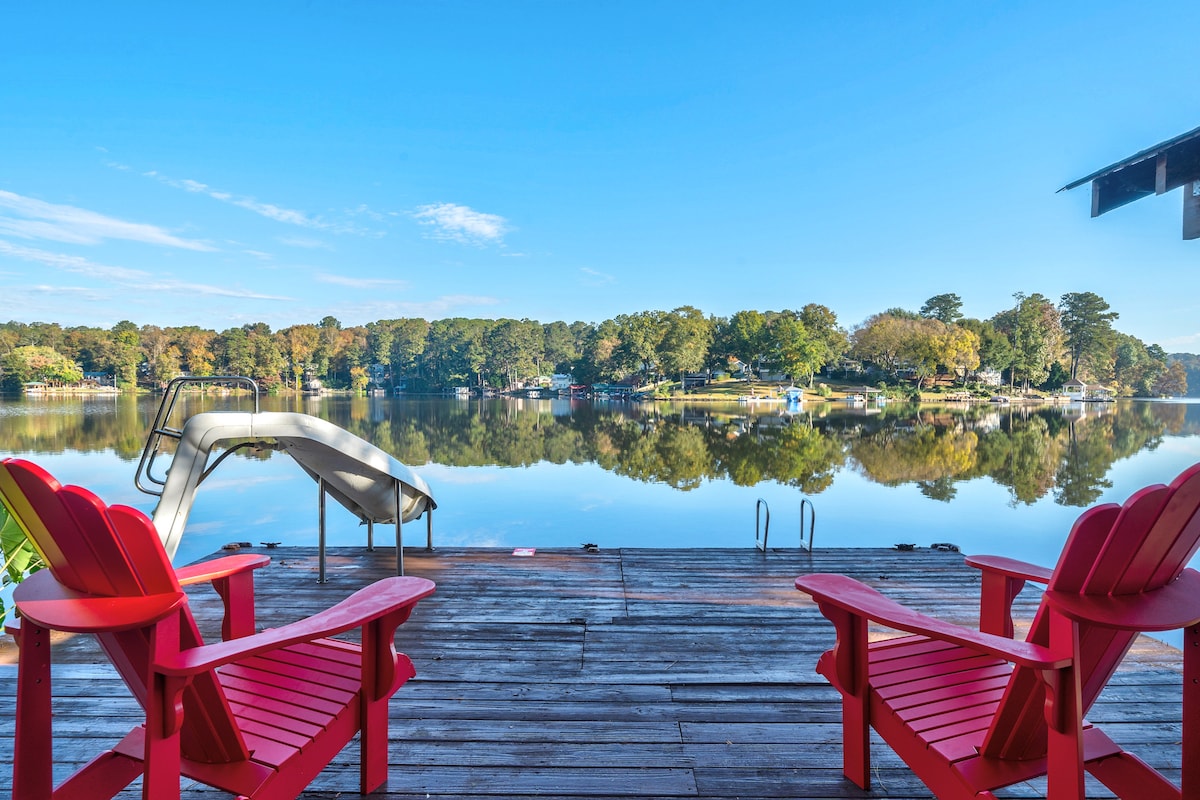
[3,393,1200,575]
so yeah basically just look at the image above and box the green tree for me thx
[995,293,1061,392]
[487,319,541,388]
[659,306,713,384]
[215,327,255,377]
[542,321,578,373]
[109,320,141,388]
[1059,292,1118,380]
[615,311,667,380]
[959,318,1013,376]
[919,293,964,323]
[798,303,849,383]
[714,309,769,378]
[390,318,430,381]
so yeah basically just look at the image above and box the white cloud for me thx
[579,267,615,286]
[1162,332,1200,351]
[412,202,510,245]
[144,170,371,235]
[0,239,292,301]
[278,235,333,250]
[316,273,410,290]
[322,294,501,322]
[0,190,213,251]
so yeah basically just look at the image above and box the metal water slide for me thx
[135,377,436,580]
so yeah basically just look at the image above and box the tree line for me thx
[0,291,1190,396]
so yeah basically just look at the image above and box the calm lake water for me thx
[3,393,1200,575]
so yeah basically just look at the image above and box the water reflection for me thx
[1,394,1194,508]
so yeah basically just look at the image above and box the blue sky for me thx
[2,2,1198,349]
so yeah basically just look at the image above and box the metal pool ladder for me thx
[755,497,815,552]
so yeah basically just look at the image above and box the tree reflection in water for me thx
[0,395,1193,508]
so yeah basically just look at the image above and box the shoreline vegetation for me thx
[9,377,1088,405]
[2,291,1195,399]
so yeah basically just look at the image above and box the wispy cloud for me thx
[0,190,213,251]
[278,235,333,250]
[323,294,502,322]
[315,273,409,290]
[1162,332,1200,350]
[144,171,372,236]
[0,239,292,301]
[579,267,615,286]
[412,203,510,245]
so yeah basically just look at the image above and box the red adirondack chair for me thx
[0,458,436,800]
[796,463,1200,800]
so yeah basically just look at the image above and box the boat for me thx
[989,395,1011,404]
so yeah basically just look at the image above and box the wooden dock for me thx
[0,546,1188,799]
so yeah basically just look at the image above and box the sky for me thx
[2,1,1199,350]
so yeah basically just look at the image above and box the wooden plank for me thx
[0,546,1188,799]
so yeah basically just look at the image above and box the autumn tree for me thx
[1154,361,1189,397]
[1,345,83,388]
[850,313,912,374]
[279,324,320,388]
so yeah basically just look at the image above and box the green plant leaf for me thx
[1,501,42,584]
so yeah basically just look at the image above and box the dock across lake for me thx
[0,546,1186,799]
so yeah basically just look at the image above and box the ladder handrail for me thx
[800,497,815,551]
[755,498,771,551]
[135,376,260,496]
[755,496,815,552]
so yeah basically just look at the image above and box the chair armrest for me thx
[796,573,1068,669]
[1044,569,1200,632]
[175,553,270,586]
[965,554,1052,638]
[156,575,435,675]
[965,554,1053,584]
[14,570,186,633]
[176,553,271,640]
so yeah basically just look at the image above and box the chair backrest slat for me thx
[0,458,248,764]
[982,463,1200,759]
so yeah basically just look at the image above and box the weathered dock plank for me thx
[0,546,1188,799]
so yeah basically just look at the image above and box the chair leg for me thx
[1184,622,1199,800]
[359,618,392,794]
[13,622,53,800]
[1045,615,1086,800]
[841,688,870,788]
[819,607,871,789]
